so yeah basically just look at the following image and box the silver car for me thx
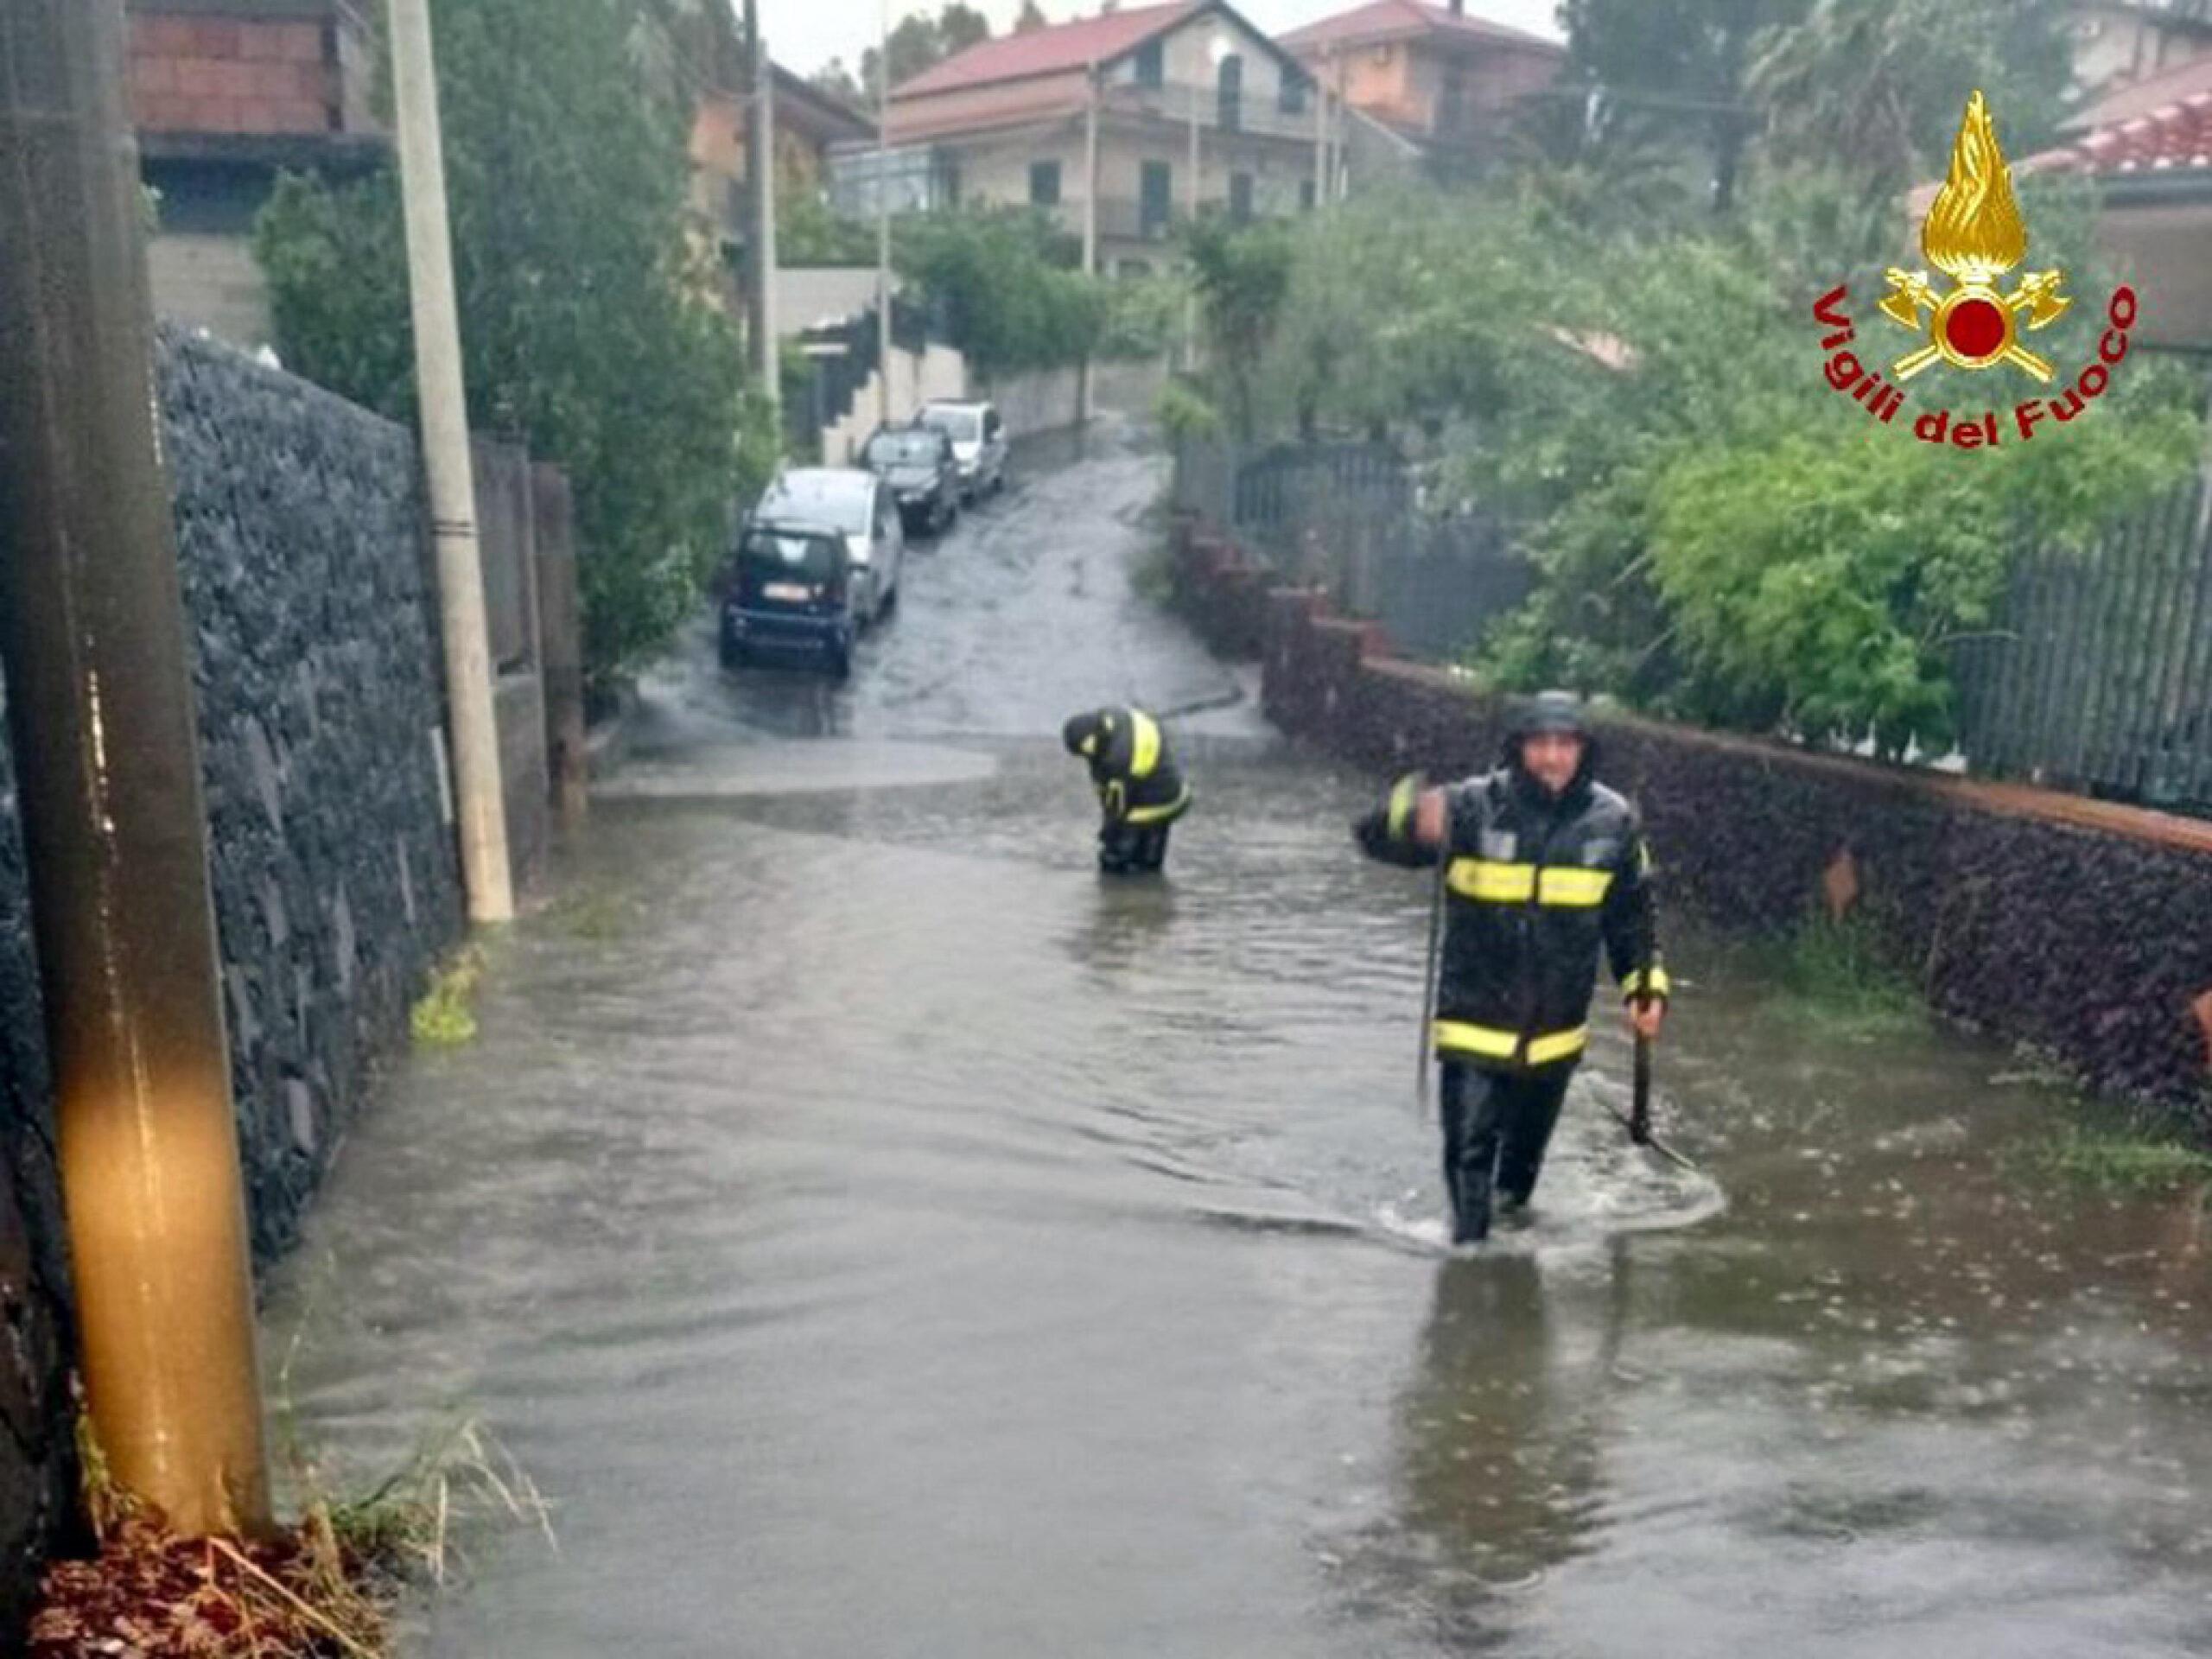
[918,400,1007,502]
[749,467,905,625]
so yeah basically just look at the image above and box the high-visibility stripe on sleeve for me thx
[1387,775,1420,838]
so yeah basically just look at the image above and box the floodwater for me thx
[264,420,2212,1657]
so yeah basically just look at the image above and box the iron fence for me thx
[1174,436,1532,663]
[1955,472,2212,814]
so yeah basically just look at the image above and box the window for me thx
[1229,171,1254,224]
[1281,73,1307,116]
[1217,53,1243,131]
[1140,159,1173,237]
[1029,159,1061,206]
[1134,38,1163,88]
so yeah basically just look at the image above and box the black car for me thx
[720,524,859,678]
[861,425,959,536]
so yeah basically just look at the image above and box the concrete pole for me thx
[0,0,271,1536]
[388,0,514,924]
[876,0,893,429]
[1183,79,1200,370]
[745,0,778,410]
[1082,64,1100,276]
[1313,59,1327,208]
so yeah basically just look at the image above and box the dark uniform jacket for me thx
[1359,740,1667,1073]
[1065,708,1192,827]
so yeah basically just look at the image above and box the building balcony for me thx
[1099,79,1323,144]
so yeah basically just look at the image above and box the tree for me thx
[255,0,772,690]
[811,57,868,106]
[1750,0,2074,206]
[1184,217,1295,442]
[1017,0,1052,29]
[1555,0,1810,213]
[862,2,994,94]
[894,208,1103,377]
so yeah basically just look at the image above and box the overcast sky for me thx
[772,0,1567,80]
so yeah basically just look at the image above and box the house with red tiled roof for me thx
[833,0,1338,276]
[1280,0,1562,172]
[2020,53,2212,349]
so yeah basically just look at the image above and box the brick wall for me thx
[129,7,347,137]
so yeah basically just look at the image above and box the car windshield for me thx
[921,407,981,442]
[866,430,943,467]
[737,529,842,584]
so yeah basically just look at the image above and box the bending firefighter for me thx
[1063,706,1192,874]
[1353,692,1669,1243]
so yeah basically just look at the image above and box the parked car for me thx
[749,467,904,624]
[918,400,1007,501]
[861,424,960,535]
[720,524,858,678]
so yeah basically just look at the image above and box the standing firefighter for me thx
[1353,692,1669,1243]
[1063,706,1192,874]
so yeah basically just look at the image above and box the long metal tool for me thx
[1414,833,1448,1122]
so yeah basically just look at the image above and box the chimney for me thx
[1447,0,1463,13]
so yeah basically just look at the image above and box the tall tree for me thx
[865,3,995,93]
[1556,0,1809,213]
[255,0,771,686]
[1750,0,2074,205]
[1018,0,1052,29]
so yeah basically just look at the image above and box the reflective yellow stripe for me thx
[1387,775,1419,837]
[1538,867,1613,907]
[1124,785,1189,825]
[1432,1020,1519,1059]
[1433,1020,1590,1065]
[1449,860,1612,906]
[1526,1025,1590,1065]
[1622,965,1672,1000]
[1447,858,1535,903]
[1130,711,1161,780]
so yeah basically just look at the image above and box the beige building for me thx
[2064,2,2212,108]
[1280,0,1562,175]
[853,0,1328,275]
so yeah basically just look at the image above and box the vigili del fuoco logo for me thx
[1811,90,2139,451]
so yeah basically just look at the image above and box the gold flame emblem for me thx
[1880,91,2070,381]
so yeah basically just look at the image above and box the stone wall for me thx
[1248,569,2212,1133]
[0,679,80,1646]
[160,330,467,1257]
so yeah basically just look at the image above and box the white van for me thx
[749,467,905,625]
[918,401,1007,503]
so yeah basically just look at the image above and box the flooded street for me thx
[266,423,2212,1657]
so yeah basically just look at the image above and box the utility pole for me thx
[744,0,778,410]
[1082,63,1100,276]
[0,0,271,1536]
[389,0,514,924]
[875,0,893,429]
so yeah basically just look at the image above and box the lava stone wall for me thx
[1260,585,2212,1133]
[0,676,79,1647]
[159,331,466,1257]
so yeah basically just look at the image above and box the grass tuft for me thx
[410,946,486,1047]
[37,1395,553,1657]
[2033,1122,2212,1194]
[1754,912,1926,1036]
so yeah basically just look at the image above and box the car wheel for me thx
[719,635,747,671]
[826,641,853,681]
[880,580,899,618]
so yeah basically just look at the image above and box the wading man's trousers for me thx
[1438,1061,1572,1244]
